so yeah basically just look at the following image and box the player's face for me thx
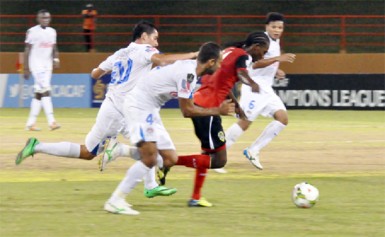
[250,44,269,61]
[37,12,51,27]
[266,21,284,40]
[202,52,223,75]
[143,30,159,47]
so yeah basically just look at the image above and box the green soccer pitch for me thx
[0,108,384,237]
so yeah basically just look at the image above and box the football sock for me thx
[176,154,211,169]
[225,123,244,149]
[111,161,150,201]
[34,142,81,158]
[143,167,158,190]
[192,168,207,200]
[249,120,286,153]
[26,98,41,127]
[41,96,55,125]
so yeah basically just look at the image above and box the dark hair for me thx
[224,31,269,49]
[265,12,285,24]
[197,42,221,63]
[37,9,49,15]
[132,20,158,41]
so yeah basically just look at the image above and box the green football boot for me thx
[15,137,39,165]
[144,186,177,198]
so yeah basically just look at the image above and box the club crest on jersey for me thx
[218,131,225,142]
[187,73,195,83]
[145,46,157,52]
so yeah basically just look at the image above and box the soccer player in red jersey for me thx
[171,31,270,207]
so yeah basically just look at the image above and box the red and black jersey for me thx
[194,47,249,108]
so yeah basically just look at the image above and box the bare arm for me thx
[53,44,60,68]
[228,91,247,120]
[252,53,296,69]
[91,68,109,79]
[151,52,198,67]
[237,70,260,93]
[23,44,31,79]
[178,98,235,118]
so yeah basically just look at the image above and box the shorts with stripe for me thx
[191,115,226,153]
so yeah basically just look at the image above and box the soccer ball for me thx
[292,182,319,208]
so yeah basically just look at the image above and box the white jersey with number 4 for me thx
[25,25,57,72]
[98,42,159,101]
[124,59,197,150]
[126,59,198,110]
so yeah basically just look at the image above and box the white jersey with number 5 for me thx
[98,42,159,101]
[25,25,57,72]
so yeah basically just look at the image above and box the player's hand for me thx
[235,106,247,120]
[279,53,296,63]
[23,69,30,80]
[250,82,260,93]
[219,99,235,116]
[275,69,286,79]
[53,58,60,69]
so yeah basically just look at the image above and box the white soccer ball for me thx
[292,182,319,208]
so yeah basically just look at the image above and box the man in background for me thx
[24,9,60,131]
[82,3,97,52]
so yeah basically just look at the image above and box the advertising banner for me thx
[0,74,91,108]
[274,74,384,110]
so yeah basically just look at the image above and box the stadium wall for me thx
[0,53,384,109]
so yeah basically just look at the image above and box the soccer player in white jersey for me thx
[218,12,296,172]
[24,9,60,131]
[103,42,236,215]
[16,20,199,198]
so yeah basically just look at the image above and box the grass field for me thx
[0,108,384,237]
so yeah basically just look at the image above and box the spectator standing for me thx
[82,3,97,52]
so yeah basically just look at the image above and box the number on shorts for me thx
[248,100,255,109]
[146,114,154,125]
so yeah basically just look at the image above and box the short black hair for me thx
[197,42,221,64]
[132,20,158,41]
[265,12,285,24]
[37,9,49,15]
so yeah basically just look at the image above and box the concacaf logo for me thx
[218,131,225,142]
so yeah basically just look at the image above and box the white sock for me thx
[156,154,163,168]
[26,98,41,127]
[225,123,244,149]
[41,96,55,125]
[249,120,286,153]
[34,142,81,158]
[143,167,158,190]
[110,161,150,201]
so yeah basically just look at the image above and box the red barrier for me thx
[1,14,384,52]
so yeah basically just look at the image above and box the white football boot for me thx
[99,137,119,172]
[104,198,139,215]
[243,148,263,170]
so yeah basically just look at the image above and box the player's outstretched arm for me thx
[178,98,235,118]
[151,52,198,67]
[252,53,296,69]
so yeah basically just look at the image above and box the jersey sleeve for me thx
[98,50,121,71]
[143,46,159,63]
[24,29,33,44]
[235,55,249,72]
[176,65,196,99]
[52,29,57,44]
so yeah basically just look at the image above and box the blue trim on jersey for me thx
[91,144,100,155]
[140,126,145,141]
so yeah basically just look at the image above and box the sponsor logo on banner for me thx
[273,74,385,110]
[0,74,90,108]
